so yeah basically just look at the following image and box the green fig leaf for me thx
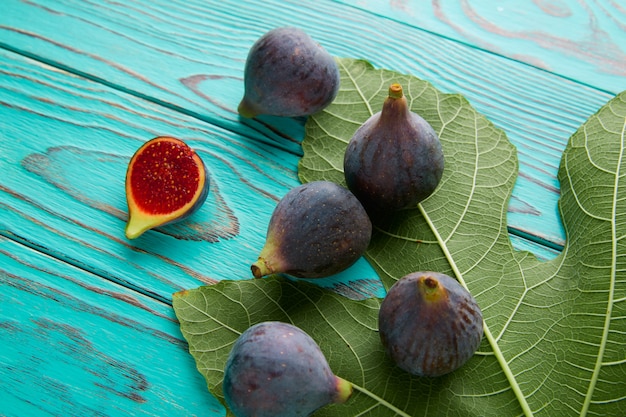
[174,58,626,416]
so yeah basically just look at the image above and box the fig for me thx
[223,321,353,417]
[251,181,371,279]
[343,83,444,221]
[378,271,483,377]
[125,136,209,239]
[238,26,340,118]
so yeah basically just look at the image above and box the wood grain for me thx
[0,236,224,416]
[0,0,617,248]
[0,49,381,301]
[0,2,593,415]
[0,45,563,300]
[338,0,626,94]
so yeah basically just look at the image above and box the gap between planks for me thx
[0,229,174,305]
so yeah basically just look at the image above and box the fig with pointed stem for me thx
[223,321,353,417]
[251,181,371,279]
[125,136,209,239]
[378,271,483,377]
[238,26,340,118]
[343,83,444,222]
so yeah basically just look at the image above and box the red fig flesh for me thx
[125,136,209,239]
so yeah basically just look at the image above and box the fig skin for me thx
[378,271,483,377]
[238,26,340,118]
[343,83,444,222]
[251,181,372,279]
[223,321,353,417]
[125,136,209,239]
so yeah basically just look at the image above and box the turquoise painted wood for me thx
[338,0,626,94]
[0,49,383,301]
[0,0,618,249]
[0,47,557,302]
[0,0,620,416]
[0,236,224,416]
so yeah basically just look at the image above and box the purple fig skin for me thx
[378,272,483,377]
[223,322,353,417]
[251,181,372,279]
[238,26,340,118]
[343,83,444,222]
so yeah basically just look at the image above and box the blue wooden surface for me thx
[0,0,622,416]
[338,0,625,94]
[1,0,619,248]
[0,236,223,416]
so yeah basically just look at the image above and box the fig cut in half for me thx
[125,136,209,239]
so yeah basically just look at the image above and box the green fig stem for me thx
[419,274,445,302]
[237,98,259,118]
[333,376,353,404]
[424,276,438,290]
[388,83,403,99]
[381,83,409,125]
[251,257,273,278]
[125,216,153,239]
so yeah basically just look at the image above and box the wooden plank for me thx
[0,236,224,417]
[0,48,561,300]
[0,49,381,300]
[0,0,617,248]
[337,0,626,94]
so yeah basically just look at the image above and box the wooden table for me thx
[1,1,624,416]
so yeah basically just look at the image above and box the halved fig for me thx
[125,136,209,239]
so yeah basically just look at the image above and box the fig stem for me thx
[125,216,153,239]
[424,276,438,289]
[237,99,259,118]
[419,275,444,301]
[333,376,353,404]
[250,257,272,278]
[388,83,403,99]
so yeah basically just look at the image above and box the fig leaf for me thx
[174,58,626,416]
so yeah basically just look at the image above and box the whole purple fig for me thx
[238,26,340,118]
[251,181,372,279]
[343,83,444,222]
[378,272,483,377]
[223,321,353,417]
